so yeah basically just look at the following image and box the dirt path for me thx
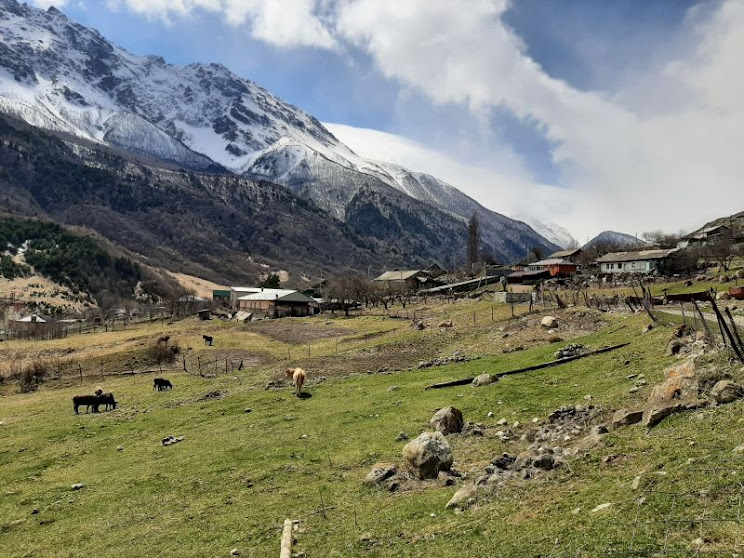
[658,306,744,327]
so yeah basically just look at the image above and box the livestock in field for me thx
[73,394,102,414]
[203,335,213,346]
[157,335,171,346]
[94,386,103,396]
[285,367,306,397]
[99,392,117,411]
[153,378,173,391]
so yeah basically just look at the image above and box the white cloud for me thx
[31,0,68,7]
[107,0,337,49]
[325,122,572,232]
[333,0,744,240]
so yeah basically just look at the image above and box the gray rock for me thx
[710,380,744,404]
[395,432,409,442]
[364,463,398,486]
[592,424,609,436]
[430,407,464,435]
[472,374,495,387]
[71,483,84,490]
[611,409,644,429]
[445,484,478,509]
[403,432,454,479]
[541,316,558,328]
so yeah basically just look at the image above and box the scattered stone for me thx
[445,484,479,510]
[642,324,654,333]
[541,316,558,329]
[548,336,563,343]
[230,549,240,556]
[554,344,587,359]
[430,407,464,435]
[364,463,398,486]
[387,385,399,392]
[716,291,731,301]
[496,418,508,426]
[244,408,253,413]
[583,395,593,401]
[612,409,644,429]
[626,374,638,380]
[572,507,581,515]
[162,435,184,447]
[403,432,454,479]
[592,424,609,436]
[71,483,84,491]
[591,503,613,513]
[299,434,308,439]
[631,476,642,490]
[710,380,744,404]
[629,386,640,393]
[487,411,494,418]
[437,320,454,328]
[396,432,409,442]
[31,508,39,515]
[117,446,124,451]
[472,374,495,387]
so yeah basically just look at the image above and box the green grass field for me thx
[2,302,744,557]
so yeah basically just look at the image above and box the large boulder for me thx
[430,407,464,435]
[541,316,558,329]
[710,380,744,404]
[611,409,644,429]
[403,432,454,479]
[472,374,495,387]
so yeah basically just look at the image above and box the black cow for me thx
[73,393,117,414]
[202,335,213,346]
[153,378,173,391]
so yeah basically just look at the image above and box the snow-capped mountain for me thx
[0,0,558,262]
[583,231,647,251]
[511,213,577,249]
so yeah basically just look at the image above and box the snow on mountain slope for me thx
[512,213,577,249]
[583,231,647,250]
[0,0,343,171]
[0,0,559,262]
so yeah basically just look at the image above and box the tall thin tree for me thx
[467,213,481,268]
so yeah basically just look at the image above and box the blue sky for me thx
[32,0,744,240]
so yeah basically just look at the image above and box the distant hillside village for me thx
[2,215,743,338]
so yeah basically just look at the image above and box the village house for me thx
[237,289,316,318]
[596,249,677,275]
[526,258,578,278]
[547,247,583,263]
[373,269,439,290]
[678,225,730,248]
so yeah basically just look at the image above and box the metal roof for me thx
[237,290,314,303]
[530,258,576,266]
[548,248,582,258]
[596,249,677,263]
[373,270,424,281]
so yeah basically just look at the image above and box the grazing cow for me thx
[285,367,306,397]
[203,335,213,347]
[99,392,117,411]
[153,378,173,391]
[94,386,103,396]
[73,394,102,414]
[157,335,171,346]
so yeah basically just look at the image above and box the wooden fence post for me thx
[280,519,293,558]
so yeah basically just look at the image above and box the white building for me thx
[596,249,677,275]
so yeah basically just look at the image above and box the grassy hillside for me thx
[2,298,743,556]
[0,215,180,311]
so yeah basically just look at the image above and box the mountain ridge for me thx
[0,0,558,265]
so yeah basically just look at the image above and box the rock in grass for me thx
[591,502,613,512]
[364,463,397,486]
[445,484,478,510]
[396,432,409,442]
[541,316,558,328]
[611,409,644,429]
[429,407,464,435]
[403,432,453,479]
[710,380,744,404]
[472,374,495,387]
[71,483,84,490]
